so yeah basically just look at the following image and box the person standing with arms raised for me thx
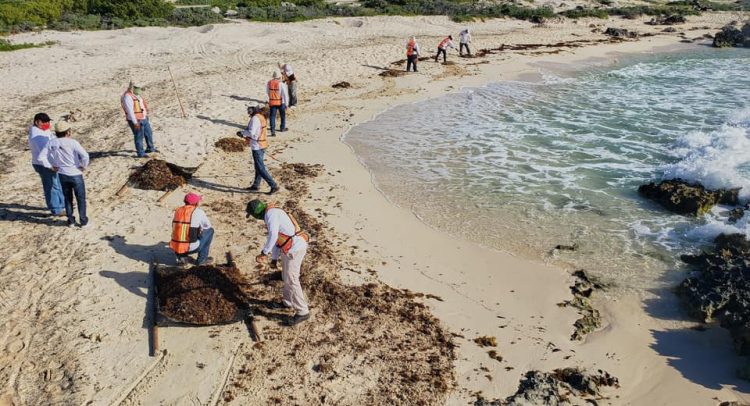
[406,36,420,72]
[266,71,289,136]
[121,81,158,158]
[237,105,279,195]
[28,112,65,216]
[43,122,90,228]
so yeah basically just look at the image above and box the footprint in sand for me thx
[5,339,25,353]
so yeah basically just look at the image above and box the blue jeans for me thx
[251,149,277,189]
[128,118,155,156]
[59,174,87,226]
[32,164,65,215]
[182,227,214,265]
[269,105,286,134]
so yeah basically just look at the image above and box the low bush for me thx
[0,37,56,51]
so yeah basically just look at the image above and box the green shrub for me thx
[169,7,226,26]
[561,7,609,18]
[0,38,56,51]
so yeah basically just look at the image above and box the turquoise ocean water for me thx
[344,47,750,292]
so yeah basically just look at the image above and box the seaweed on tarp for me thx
[128,159,189,191]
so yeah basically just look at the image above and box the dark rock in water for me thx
[604,27,638,38]
[503,368,619,405]
[713,21,750,48]
[638,179,740,216]
[677,233,750,357]
[728,207,745,224]
[719,401,750,406]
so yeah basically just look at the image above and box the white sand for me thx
[1,12,749,405]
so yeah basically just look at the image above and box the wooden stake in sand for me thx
[157,189,175,203]
[150,260,160,356]
[167,65,187,119]
[115,181,129,197]
[226,252,262,342]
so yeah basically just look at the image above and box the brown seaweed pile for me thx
[215,137,247,152]
[379,69,407,78]
[220,163,456,405]
[156,264,251,325]
[128,159,187,191]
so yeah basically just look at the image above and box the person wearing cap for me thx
[434,35,455,63]
[278,63,297,107]
[28,112,65,216]
[246,199,310,326]
[121,81,158,158]
[42,122,90,228]
[405,36,420,72]
[169,192,214,266]
[266,71,289,136]
[236,105,279,195]
[459,28,472,56]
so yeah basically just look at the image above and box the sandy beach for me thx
[1,11,749,405]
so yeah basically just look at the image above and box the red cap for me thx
[184,192,201,205]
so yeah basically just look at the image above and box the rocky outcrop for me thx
[678,233,750,357]
[558,270,603,341]
[503,368,619,405]
[604,27,638,38]
[647,15,687,25]
[638,179,740,216]
[713,21,750,48]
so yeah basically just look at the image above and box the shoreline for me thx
[1,13,749,405]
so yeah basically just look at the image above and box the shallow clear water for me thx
[345,47,750,292]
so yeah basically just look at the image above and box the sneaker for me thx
[267,186,279,195]
[146,148,159,153]
[67,221,76,228]
[246,186,260,192]
[137,154,148,158]
[196,257,214,266]
[267,301,291,310]
[286,313,310,326]
[280,128,288,132]
[80,221,91,229]
[270,133,276,137]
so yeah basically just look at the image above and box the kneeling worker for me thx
[170,192,214,266]
[246,199,310,326]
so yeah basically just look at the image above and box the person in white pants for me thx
[246,199,310,326]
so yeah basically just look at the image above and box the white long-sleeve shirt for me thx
[121,91,148,124]
[460,30,471,44]
[281,64,294,78]
[266,80,289,106]
[406,41,420,56]
[262,207,308,260]
[188,207,212,251]
[240,115,265,151]
[28,125,53,168]
[43,137,90,177]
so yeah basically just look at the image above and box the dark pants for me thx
[127,118,156,157]
[460,43,471,56]
[406,55,418,72]
[252,149,277,189]
[177,227,214,265]
[288,80,297,107]
[269,105,286,134]
[33,164,65,215]
[435,48,447,63]
[59,174,87,226]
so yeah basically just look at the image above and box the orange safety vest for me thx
[169,205,199,254]
[268,79,282,107]
[122,91,147,121]
[407,39,416,57]
[257,114,268,150]
[438,37,451,49]
[268,207,309,255]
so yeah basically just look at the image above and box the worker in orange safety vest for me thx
[434,35,455,63]
[121,81,158,158]
[266,71,289,136]
[406,36,421,72]
[169,192,214,266]
[246,199,310,326]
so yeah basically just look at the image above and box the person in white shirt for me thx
[405,36,420,72]
[169,192,214,266]
[266,71,290,136]
[246,199,310,326]
[237,105,279,194]
[42,122,90,227]
[278,62,297,107]
[121,81,158,158]
[434,35,455,63]
[28,112,65,215]
[459,28,472,56]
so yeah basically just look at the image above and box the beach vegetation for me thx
[0,37,56,51]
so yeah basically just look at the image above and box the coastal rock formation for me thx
[638,179,740,216]
[604,27,638,38]
[502,368,619,405]
[712,21,750,48]
[678,233,750,356]
[558,270,603,341]
[647,15,687,25]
